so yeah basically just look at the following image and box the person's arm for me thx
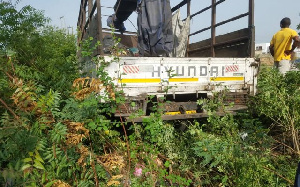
[291,35,300,51]
[285,35,300,55]
[269,35,275,56]
[269,44,274,56]
[292,35,300,50]
[293,35,300,42]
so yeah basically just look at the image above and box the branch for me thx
[119,115,131,187]
[88,135,99,186]
[2,70,14,81]
[273,138,296,154]
[262,166,294,185]
[9,57,15,73]
[0,97,19,119]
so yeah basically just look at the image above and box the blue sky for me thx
[15,0,300,43]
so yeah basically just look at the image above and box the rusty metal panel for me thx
[224,92,249,105]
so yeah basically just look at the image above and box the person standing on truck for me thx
[269,17,300,74]
[107,0,173,57]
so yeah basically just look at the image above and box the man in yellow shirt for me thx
[269,17,300,74]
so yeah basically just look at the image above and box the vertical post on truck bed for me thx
[248,0,255,57]
[187,0,191,16]
[88,0,93,16]
[186,0,191,57]
[96,0,104,55]
[78,0,86,44]
[211,0,216,57]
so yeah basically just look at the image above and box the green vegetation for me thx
[0,1,78,100]
[1,2,300,187]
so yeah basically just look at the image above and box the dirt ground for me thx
[256,53,274,66]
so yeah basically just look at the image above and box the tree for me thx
[0,1,78,102]
[0,1,48,52]
[16,26,78,97]
[0,2,79,185]
[254,69,300,154]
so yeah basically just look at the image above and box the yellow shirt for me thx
[270,28,298,61]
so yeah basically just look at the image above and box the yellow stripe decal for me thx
[119,77,243,83]
[118,78,161,83]
[169,78,199,82]
[210,77,244,81]
[165,110,197,115]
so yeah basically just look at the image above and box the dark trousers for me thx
[295,162,300,187]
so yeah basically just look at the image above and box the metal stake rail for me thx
[77,0,254,57]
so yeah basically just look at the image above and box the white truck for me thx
[77,0,257,120]
[103,56,258,120]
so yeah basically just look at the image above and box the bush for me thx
[254,68,300,155]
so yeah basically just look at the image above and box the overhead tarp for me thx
[137,0,173,56]
[169,10,190,57]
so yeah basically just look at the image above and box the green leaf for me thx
[33,160,45,170]
[88,121,97,130]
[21,164,32,171]
[131,102,136,107]
[130,151,136,159]
[23,158,33,163]
[44,180,57,187]
[35,154,44,163]
[15,160,21,170]
[29,152,34,157]
[116,97,120,104]
[111,107,116,113]
[164,161,170,167]
[42,172,46,184]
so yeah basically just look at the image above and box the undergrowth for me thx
[0,6,299,185]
